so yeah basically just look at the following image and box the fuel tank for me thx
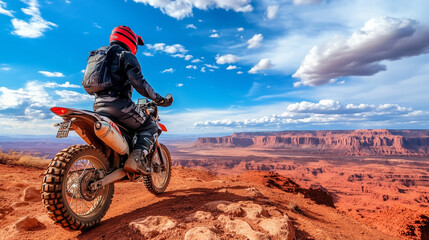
[94,121,129,155]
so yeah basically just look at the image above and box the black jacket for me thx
[106,44,162,101]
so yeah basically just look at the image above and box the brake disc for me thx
[80,171,100,201]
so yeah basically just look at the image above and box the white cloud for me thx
[186,65,197,69]
[237,71,243,74]
[65,0,71,3]
[143,52,154,56]
[0,67,11,71]
[193,99,427,130]
[161,68,175,73]
[247,33,263,48]
[191,59,202,63]
[266,5,278,20]
[0,81,93,135]
[38,71,65,77]
[44,81,80,88]
[0,82,50,110]
[237,27,244,32]
[172,54,184,58]
[294,0,321,5]
[171,54,193,61]
[201,67,206,72]
[249,58,272,74]
[241,1,429,78]
[133,0,253,20]
[11,0,57,38]
[226,65,237,70]
[186,24,196,29]
[205,64,219,69]
[93,22,102,29]
[293,17,429,87]
[164,44,186,54]
[216,54,239,64]
[177,83,184,87]
[146,43,188,54]
[286,99,344,113]
[80,69,85,73]
[55,90,93,103]
[210,33,220,38]
[0,1,14,17]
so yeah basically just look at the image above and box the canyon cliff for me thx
[195,129,429,156]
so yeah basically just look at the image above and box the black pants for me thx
[93,97,158,151]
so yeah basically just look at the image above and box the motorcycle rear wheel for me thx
[143,144,171,195]
[41,144,114,230]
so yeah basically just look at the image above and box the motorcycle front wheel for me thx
[143,144,171,195]
[41,144,114,230]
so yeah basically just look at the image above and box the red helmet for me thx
[109,26,144,55]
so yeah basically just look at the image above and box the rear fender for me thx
[52,107,109,150]
[51,107,131,168]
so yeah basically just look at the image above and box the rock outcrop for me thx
[129,216,177,238]
[14,216,45,231]
[240,171,336,207]
[185,211,214,222]
[195,129,429,156]
[22,187,41,202]
[184,227,220,240]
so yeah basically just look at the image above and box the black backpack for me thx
[82,46,116,95]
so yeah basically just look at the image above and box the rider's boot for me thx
[124,149,151,174]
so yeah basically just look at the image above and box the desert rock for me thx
[236,201,269,220]
[203,200,232,212]
[258,216,295,240]
[12,202,30,208]
[185,211,214,222]
[218,214,269,240]
[0,206,14,219]
[245,187,264,198]
[14,216,45,231]
[129,216,177,238]
[22,187,40,202]
[217,203,245,217]
[184,227,220,240]
[216,188,229,193]
[215,201,269,220]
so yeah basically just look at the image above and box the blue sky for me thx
[0,0,428,135]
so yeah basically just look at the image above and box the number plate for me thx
[56,121,71,138]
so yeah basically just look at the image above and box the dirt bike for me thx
[41,94,173,230]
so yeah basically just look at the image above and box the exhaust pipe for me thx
[94,121,129,155]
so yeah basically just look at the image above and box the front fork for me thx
[151,139,166,172]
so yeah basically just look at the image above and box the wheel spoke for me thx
[64,156,106,217]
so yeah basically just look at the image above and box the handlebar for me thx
[136,94,172,121]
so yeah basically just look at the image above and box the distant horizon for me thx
[1,128,429,139]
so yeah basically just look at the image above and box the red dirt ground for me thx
[0,164,399,240]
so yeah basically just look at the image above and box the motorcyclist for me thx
[85,25,172,174]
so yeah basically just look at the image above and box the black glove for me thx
[156,95,173,107]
